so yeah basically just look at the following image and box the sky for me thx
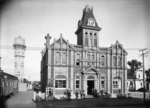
[0,0,150,81]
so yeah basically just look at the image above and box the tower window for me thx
[85,37,88,46]
[94,38,97,47]
[94,33,97,36]
[85,32,88,35]
[90,32,92,36]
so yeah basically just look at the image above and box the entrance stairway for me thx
[85,95,94,99]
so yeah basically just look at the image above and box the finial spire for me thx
[83,5,93,13]
[45,33,51,48]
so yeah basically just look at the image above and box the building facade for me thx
[41,6,128,97]
[13,36,26,82]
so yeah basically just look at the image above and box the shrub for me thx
[64,89,71,100]
[117,93,127,99]
[104,92,111,98]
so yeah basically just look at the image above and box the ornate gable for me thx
[108,40,128,54]
[51,34,74,50]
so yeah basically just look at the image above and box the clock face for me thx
[88,18,95,26]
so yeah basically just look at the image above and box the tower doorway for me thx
[87,80,94,95]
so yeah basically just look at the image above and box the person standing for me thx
[75,91,78,99]
[82,90,85,99]
[80,90,83,99]
[48,88,53,100]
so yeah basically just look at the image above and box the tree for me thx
[127,59,142,91]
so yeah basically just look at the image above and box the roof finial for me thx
[45,33,51,48]
[60,33,62,38]
[116,40,119,43]
[84,5,93,13]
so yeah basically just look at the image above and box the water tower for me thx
[13,36,26,82]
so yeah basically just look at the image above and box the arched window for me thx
[76,53,80,66]
[87,54,90,65]
[55,52,60,64]
[94,32,97,47]
[113,80,118,88]
[92,55,95,60]
[100,55,105,66]
[118,56,122,67]
[55,75,66,88]
[101,76,105,89]
[90,32,92,36]
[62,52,67,64]
[92,55,95,65]
[90,38,93,46]
[75,76,80,89]
[94,38,97,47]
[85,32,88,35]
[113,56,117,66]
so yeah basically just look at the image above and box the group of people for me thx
[75,90,85,99]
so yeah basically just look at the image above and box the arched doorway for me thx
[87,76,94,95]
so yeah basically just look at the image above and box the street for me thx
[5,90,148,108]
[6,90,36,108]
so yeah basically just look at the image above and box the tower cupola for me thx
[75,5,101,47]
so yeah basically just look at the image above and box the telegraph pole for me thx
[139,48,148,103]
[0,57,1,71]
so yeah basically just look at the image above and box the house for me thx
[127,69,146,91]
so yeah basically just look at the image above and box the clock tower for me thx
[75,5,101,47]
